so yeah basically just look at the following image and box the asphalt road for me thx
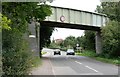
[31,48,119,76]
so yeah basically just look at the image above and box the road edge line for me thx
[49,57,56,76]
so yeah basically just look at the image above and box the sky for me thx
[48,0,101,40]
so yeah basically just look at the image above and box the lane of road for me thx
[41,48,118,75]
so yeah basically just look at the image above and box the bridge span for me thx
[41,6,108,31]
[40,6,108,54]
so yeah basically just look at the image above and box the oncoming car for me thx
[54,49,61,55]
[66,49,75,55]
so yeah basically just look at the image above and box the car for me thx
[66,49,75,55]
[54,49,61,55]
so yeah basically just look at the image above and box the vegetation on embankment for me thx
[30,56,42,68]
[2,2,52,75]
[76,50,120,66]
[42,51,47,55]
[30,51,47,69]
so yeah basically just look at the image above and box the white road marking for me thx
[75,61,82,64]
[85,66,99,72]
[49,57,56,76]
[74,60,103,75]
[78,73,103,75]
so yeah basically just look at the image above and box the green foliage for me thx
[77,50,120,65]
[34,4,52,21]
[84,30,95,50]
[0,14,11,31]
[49,36,77,51]
[73,31,95,51]
[2,2,52,75]
[63,36,76,48]
[60,47,68,51]
[2,39,33,75]
[40,26,54,50]
[101,21,120,57]
[76,50,96,57]
[30,56,42,68]
[96,2,120,22]
[52,32,95,51]
[76,37,82,46]
[41,52,47,55]
[101,2,120,22]
[49,42,61,49]
[96,2,120,57]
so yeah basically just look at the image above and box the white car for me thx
[66,49,75,55]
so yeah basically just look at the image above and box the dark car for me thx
[66,49,75,55]
[54,49,61,55]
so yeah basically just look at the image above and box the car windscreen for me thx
[67,49,74,52]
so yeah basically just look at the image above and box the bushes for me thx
[2,23,33,75]
[77,50,120,65]
[2,35,33,75]
[78,50,96,57]
[101,21,120,57]
[96,2,120,57]
[2,2,52,75]
[60,47,67,51]
[84,31,95,50]
[0,54,2,76]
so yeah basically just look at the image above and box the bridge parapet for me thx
[45,6,108,27]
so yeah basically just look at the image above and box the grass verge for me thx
[42,51,47,55]
[31,51,47,68]
[76,50,120,66]
[31,56,42,68]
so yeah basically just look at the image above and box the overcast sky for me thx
[48,0,101,40]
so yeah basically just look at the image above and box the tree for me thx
[84,30,95,50]
[49,42,61,49]
[101,21,120,57]
[0,14,11,75]
[96,2,120,57]
[63,36,76,48]
[40,26,54,55]
[96,2,120,22]
[0,14,11,31]
[2,2,53,75]
[76,36,86,49]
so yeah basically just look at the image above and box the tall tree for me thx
[101,21,120,57]
[96,2,120,22]
[2,2,53,75]
[76,36,86,49]
[96,2,120,57]
[40,26,54,57]
[64,36,76,48]
[84,30,95,50]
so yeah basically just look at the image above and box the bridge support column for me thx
[95,31,102,55]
